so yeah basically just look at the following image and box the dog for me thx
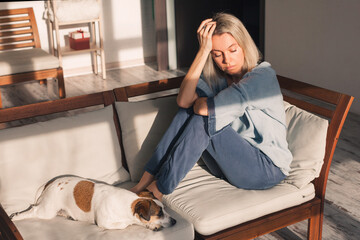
[10,175,176,231]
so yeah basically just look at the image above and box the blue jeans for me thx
[144,108,286,194]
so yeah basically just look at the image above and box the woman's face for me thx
[211,33,244,76]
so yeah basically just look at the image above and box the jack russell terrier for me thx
[10,175,176,231]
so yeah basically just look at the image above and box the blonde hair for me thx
[203,13,261,89]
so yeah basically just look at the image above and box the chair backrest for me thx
[277,75,353,200]
[0,7,41,52]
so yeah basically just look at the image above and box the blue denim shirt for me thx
[196,62,292,175]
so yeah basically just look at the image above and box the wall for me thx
[265,0,360,114]
[0,0,156,76]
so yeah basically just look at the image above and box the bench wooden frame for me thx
[0,76,353,240]
[0,7,66,108]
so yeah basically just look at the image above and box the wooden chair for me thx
[0,7,66,108]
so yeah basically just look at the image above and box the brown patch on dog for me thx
[137,190,155,199]
[73,180,94,212]
[131,199,161,222]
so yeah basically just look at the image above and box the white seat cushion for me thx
[163,164,315,236]
[12,182,194,240]
[0,48,60,76]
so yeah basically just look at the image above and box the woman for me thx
[131,13,292,201]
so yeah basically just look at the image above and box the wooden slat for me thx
[0,8,31,17]
[0,41,35,50]
[123,76,183,99]
[0,16,30,24]
[0,91,113,123]
[283,95,334,119]
[277,75,341,105]
[0,22,31,30]
[0,29,33,37]
[0,35,34,44]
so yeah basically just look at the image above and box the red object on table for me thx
[69,30,90,50]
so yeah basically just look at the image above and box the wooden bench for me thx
[112,75,353,239]
[0,75,353,240]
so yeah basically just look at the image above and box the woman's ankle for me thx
[146,181,163,201]
[130,171,155,194]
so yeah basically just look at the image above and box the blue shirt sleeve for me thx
[195,75,215,98]
[207,62,283,135]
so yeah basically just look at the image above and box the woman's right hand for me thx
[177,19,216,109]
[197,18,216,53]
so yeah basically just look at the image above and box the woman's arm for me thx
[207,63,280,134]
[177,19,216,109]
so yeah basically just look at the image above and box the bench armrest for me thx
[0,204,23,240]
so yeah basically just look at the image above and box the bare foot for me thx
[146,181,163,201]
[130,172,155,194]
[130,186,141,194]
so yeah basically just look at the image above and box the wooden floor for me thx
[0,64,359,240]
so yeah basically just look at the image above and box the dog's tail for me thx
[34,182,47,205]
[33,176,60,204]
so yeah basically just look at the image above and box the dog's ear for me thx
[137,190,155,199]
[134,199,151,221]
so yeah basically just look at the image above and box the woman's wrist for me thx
[198,45,211,57]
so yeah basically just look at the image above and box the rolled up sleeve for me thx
[207,85,248,136]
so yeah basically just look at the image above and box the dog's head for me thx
[131,198,176,231]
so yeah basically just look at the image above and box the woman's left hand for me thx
[193,97,208,116]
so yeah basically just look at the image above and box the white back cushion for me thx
[0,106,130,213]
[283,101,329,188]
[115,96,178,181]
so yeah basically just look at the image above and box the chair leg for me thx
[39,79,47,85]
[0,90,2,108]
[307,204,323,240]
[57,68,66,99]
